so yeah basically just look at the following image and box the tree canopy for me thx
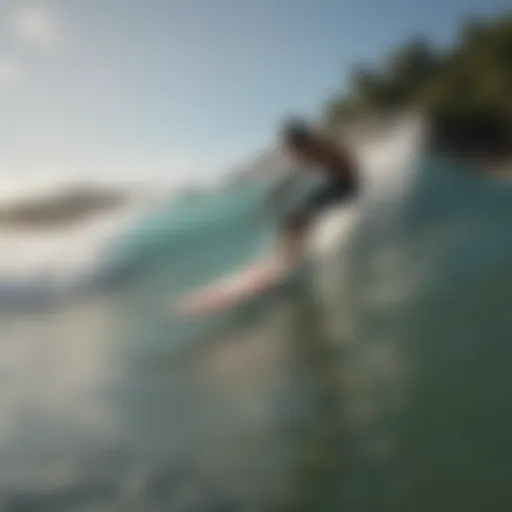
[323,13,512,151]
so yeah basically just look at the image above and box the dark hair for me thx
[281,118,314,147]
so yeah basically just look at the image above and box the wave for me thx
[0,180,170,304]
[0,115,422,310]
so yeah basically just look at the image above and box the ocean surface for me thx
[1,117,511,510]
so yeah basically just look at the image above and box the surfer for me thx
[275,119,359,265]
[175,120,360,317]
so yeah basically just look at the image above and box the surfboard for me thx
[173,257,287,318]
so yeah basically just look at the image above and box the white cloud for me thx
[0,59,20,88]
[12,5,62,50]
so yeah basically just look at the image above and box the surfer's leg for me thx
[278,181,357,266]
[278,188,331,265]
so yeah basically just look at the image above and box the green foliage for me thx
[324,13,512,148]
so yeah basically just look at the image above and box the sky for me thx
[0,0,509,187]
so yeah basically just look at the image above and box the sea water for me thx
[0,167,340,510]
[3,117,511,510]
[0,121,416,511]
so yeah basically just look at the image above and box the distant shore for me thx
[0,185,131,230]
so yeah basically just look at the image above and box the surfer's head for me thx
[281,118,316,154]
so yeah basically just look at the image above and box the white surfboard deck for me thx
[174,256,287,318]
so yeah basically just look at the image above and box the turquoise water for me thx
[116,183,275,286]
[104,175,325,351]
[110,175,323,288]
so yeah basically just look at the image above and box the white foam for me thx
[0,195,155,283]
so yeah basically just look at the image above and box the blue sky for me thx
[0,0,508,186]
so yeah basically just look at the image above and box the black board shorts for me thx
[283,177,357,231]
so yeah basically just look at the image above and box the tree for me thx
[323,12,512,151]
